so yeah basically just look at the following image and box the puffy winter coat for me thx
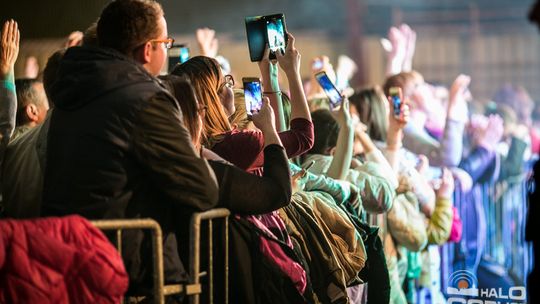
[0,215,128,303]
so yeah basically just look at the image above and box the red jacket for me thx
[0,215,128,303]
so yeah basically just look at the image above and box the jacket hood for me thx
[50,45,156,110]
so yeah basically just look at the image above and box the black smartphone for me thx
[315,71,342,108]
[245,13,287,62]
[243,77,263,118]
[389,87,401,118]
[168,44,190,72]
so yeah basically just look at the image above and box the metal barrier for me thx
[442,171,533,292]
[91,208,230,304]
[481,175,532,286]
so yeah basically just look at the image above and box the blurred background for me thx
[2,0,539,101]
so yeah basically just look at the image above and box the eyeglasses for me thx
[148,37,175,49]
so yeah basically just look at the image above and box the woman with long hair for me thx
[159,74,292,214]
[171,33,313,175]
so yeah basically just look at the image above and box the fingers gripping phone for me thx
[243,77,263,118]
[168,44,190,73]
[315,71,343,109]
[389,87,402,118]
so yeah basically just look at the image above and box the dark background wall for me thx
[2,0,535,38]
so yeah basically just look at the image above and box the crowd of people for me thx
[0,0,538,303]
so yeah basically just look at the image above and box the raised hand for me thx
[257,45,278,81]
[0,20,20,79]
[65,31,83,48]
[335,55,357,89]
[383,26,406,75]
[251,97,276,133]
[386,87,409,150]
[400,24,416,72]
[196,27,219,58]
[276,32,300,76]
[473,114,504,151]
[333,98,352,128]
[448,74,471,122]
[387,87,410,130]
[436,168,455,199]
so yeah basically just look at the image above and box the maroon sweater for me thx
[211,118,314,175]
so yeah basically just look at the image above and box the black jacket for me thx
[42,45,219,285]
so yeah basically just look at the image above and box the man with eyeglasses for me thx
[42,0,219,289]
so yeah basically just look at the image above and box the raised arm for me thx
[403,75,469,167]
[0,20,20,166]
[196,27,219,58]
[425,168,454,245]
[258,46,285,131]
[385,87,408,171]
[326,99,353,180]
[276,33,311,122]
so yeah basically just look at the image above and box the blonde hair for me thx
[349,87,388,142]
[229,89,255,131]
[171,56,232,146]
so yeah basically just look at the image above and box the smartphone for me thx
[168,44,190,72]
[265,14,287,59]
[389,87,402,118]
[303,160,315,172]
[296,160,315,179]
[245,13,287,62]
[243,77,263,118]
[315,71,342,108]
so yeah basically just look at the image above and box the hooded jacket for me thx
[42,45,219,285]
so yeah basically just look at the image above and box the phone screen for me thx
[168,45,190,73]
[243,80,263,116]
[179,47,189,64]
[315,72,342,108]
[389,87,401,117]
[266,17,286,57]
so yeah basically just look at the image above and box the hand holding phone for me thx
[251,97,276,134]
[245,13,288,62]
[315,71,343,108]
[389,87,402,118]
[243,77,263,118]
[302,160,315,174]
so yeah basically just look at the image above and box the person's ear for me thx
[134,42,153,65]
[25,104,39,122]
